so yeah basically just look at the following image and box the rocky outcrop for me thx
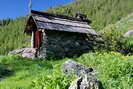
[62,60,103,89]
[8,48,36,59]
[68,74,103,89]
[123,30,133,37]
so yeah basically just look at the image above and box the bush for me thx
[117,36,133,54]
[100,13,133,53]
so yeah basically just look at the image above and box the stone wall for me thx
[38,30,93,58]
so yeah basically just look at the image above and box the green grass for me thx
[100,13,133,53]
[77,52,133,89]
[0,52,133,89]
[0,0,133,89]
[48,0,133,30]
[0,17,29,55]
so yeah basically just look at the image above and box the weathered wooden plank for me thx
[25,10,99,36]
[33,15,90,28]
[31,10,86,22]
[36,21,98,35]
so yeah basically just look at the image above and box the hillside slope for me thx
[100,13,133,52]
[48,0,133,30]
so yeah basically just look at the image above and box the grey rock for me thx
[8,48,25,55]
[123,30,133,37]
[22,53,35,59]
[22,48,36,53]
[62,60,103,89]
[69,74,103,89]
[8,48,36,59]
[62,60,94,77]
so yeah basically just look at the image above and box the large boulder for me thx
[62,60,103,89]
[69,74,103,89]
[62,60,94,77]
[8,48,36,59]
[123,30,133,37]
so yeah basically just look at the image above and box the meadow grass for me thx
[48,0,133,30]
[0,17,29,55]
[0,0,133,89]
[100,13,133,53]
[0,51,133,89]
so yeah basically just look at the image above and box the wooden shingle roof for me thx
[25,10,98,36]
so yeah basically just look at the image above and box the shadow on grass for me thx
[0,65,14,80]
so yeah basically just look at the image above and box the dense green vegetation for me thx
[0,17,28,55]
[0,19,13,26]
[0,0,133,89]
[0,52,133,89]
[100,13,133,53]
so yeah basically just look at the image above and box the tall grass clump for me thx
[0,17,28,55]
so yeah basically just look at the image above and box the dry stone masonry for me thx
[38,30,93,58]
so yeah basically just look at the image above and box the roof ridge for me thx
[31,10,90,23]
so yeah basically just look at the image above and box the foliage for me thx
[0,19,13,26]
[0,52,133,89]
[100,13,133,53]
[31,70,74,89]
[0,0,133,89]
[76,52,133,89]
[48,0,133,30]
[0,17,29,55]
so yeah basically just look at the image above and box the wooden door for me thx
[34,31,42,48]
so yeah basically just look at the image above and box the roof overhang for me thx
[25,10,99,36]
